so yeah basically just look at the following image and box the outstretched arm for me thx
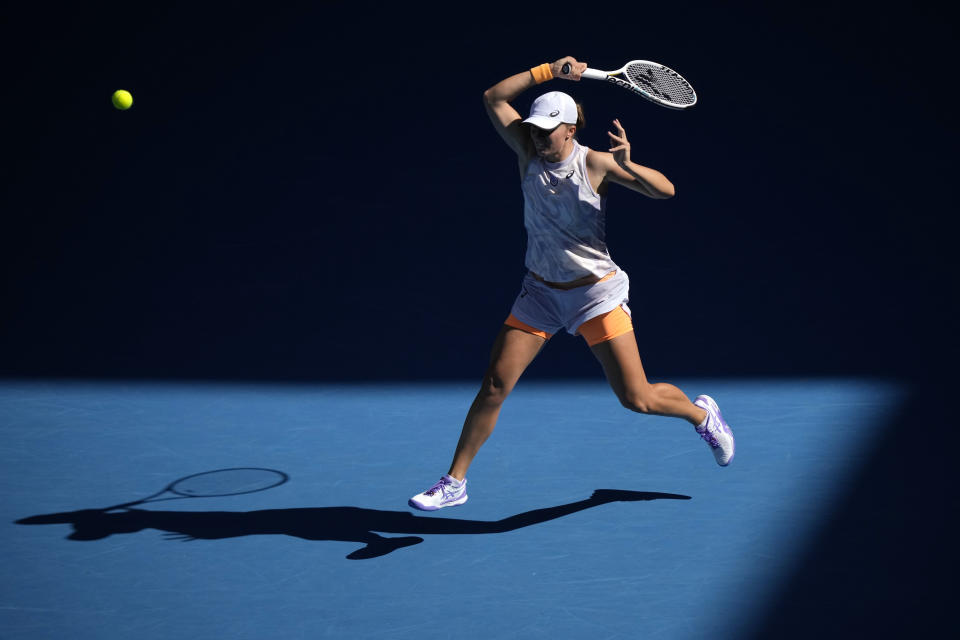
[587,119,676,199]
[482,56,587,171]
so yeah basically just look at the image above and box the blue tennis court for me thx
[1,377,907,639]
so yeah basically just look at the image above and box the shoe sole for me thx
[408,494,468,511]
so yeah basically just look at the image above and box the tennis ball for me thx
[112,90,133,110]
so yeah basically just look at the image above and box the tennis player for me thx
[410,56,734,511]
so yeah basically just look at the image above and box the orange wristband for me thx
[530,63,553,84]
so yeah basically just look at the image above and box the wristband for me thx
[530,63,553,84]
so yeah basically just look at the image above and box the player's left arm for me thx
[586,119,675,199]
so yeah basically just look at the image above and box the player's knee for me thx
[620,387,653,414]
[479,373,513,405]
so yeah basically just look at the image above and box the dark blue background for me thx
[3,1,954,382]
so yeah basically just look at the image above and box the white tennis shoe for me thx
[694,395,735,466]
[408,475,468,511]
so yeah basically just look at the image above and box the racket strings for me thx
[171,468,287,497]
[625,63,696,106]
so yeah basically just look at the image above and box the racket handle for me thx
[562,63,604,80]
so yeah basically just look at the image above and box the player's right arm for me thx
[482,57,586,173]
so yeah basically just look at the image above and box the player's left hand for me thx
[607,119,631,167]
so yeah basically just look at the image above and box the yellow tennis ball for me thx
[112,90,133,110]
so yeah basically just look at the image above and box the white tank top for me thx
[521,140,618,282]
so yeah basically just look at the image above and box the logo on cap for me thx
[549,110,560,117]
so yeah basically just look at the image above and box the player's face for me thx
[530,124,573,161]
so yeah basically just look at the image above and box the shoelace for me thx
[697,417,721,449]
[424,479,452,497]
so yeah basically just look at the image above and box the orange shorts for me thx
[505,304,633,346]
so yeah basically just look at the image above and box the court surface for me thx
[1,378,904,639]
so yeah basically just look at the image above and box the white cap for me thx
[523,91,578,130]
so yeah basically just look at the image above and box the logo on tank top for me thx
[549,169,576,187]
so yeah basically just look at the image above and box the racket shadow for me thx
[16,488,691,560]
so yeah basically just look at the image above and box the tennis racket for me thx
[562,60,697,109]
[102,467,289,512]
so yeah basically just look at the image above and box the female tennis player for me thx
[410,56,734,511]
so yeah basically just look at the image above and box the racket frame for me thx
[103,468,289,511]
[565,60,697,110]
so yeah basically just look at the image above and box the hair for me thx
[575,103,585,132]
[564,103,585,139]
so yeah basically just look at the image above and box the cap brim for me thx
[522,115,562,130]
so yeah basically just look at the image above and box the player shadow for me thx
[16,489,691,560]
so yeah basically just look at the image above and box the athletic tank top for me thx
[521,140,618,282]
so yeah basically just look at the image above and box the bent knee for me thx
[619,387,654,414]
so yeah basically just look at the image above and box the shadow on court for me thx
[745,382,959,638]
[16,489,690,560]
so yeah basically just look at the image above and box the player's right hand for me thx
[552,56,587,81]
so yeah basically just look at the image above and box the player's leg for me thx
[448,323,548,480]
[581,307,735,465]
[586,318,705,424]
[409,323,548,510]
